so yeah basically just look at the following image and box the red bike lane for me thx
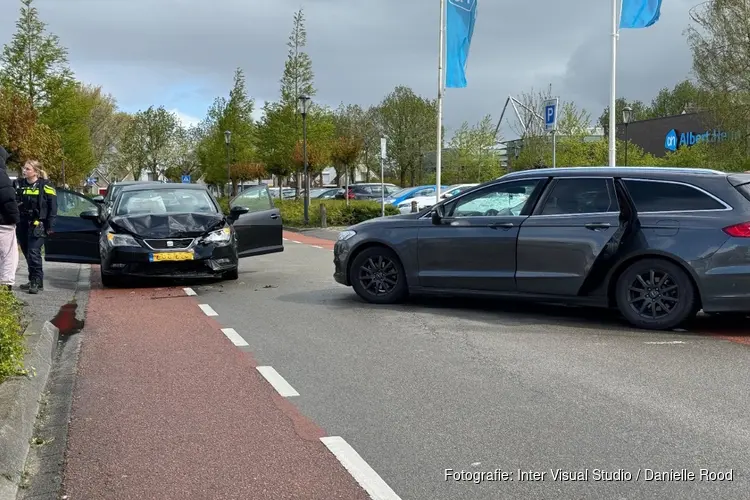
[61,267,370,500]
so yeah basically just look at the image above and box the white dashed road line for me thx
[221,328,249,346]
[311,245,323,249]
[256,366,300,397]
[183,287,197,296]
[644,341,687,345]
[198,304,218,316]
[320,436,402,500]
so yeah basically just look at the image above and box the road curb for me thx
[0,320,59,500]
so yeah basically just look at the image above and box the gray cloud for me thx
[0,0,697,139]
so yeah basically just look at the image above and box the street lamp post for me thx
[224,130,232,197]
[622,106,632,166]
[298,95,311,225]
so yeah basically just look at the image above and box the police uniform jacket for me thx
[17,178,57,230]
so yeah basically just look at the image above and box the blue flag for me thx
[620,0,662,29]
[445,0,477,88]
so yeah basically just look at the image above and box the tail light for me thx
[723,222,750,237]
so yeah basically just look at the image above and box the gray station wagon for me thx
[333,166,750,330]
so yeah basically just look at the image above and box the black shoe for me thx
[28,280,40,294]
[19,282,30,290]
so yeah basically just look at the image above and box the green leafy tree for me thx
[0,85,62,174]
[256,101,297,188]
[0,0,73,109]
[292,106,336,184]
[598,98,650,133]
[196,68,257,195]
[40,80,96,186]
[116,105,178,181]
[375,86,437,186]
[686,0,750,159]
[81,85,131,178]
[331,103,368,184]
[445,115,500,183]
[648,80,703,117]
[280,9,315,106]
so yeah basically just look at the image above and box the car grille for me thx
[144,238,194,250]
[128,261,212,276]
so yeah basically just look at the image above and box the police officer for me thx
[16,160,57,294]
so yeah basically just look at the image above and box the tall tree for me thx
[40,81,96,186]
[116,106,178,181]
[686,0,750,159]
[279,9,315,106]
[445,115,499,184]
[196,68,257,194]
[256,101,297,187]
[331,104,368,184]
[598,97,650,133]
[0,86,62,174]
[648,80,703,117]
[0,0,73,109]
[375,86,437,187]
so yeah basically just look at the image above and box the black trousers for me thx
[16,220,45,282]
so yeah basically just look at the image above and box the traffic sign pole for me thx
[543,98,559,168]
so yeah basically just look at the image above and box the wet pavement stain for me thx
[50,299,85,336]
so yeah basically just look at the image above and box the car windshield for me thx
[115,188,218,216]
[389,188,412,198]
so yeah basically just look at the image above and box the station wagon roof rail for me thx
[497,166,727,179]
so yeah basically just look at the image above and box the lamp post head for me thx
[224,130,231,144]
[298,95,311,115]
[622,106,633,125]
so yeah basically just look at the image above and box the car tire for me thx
[224,267,239,280]
[615,258,697,330]
[350,246,408,304]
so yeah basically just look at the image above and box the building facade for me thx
[614,112,735,158]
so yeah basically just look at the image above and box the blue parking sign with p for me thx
[544,100,557,131]
[181,174,191,183]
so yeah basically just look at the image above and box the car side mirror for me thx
[92,195,105,204]
[228,205,249,221]
[431,205,445,225]
[80,210,100,222]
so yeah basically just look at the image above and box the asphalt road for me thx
[189,235,748,499]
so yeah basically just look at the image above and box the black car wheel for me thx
[615,258,697,330]
[350,247,407,304]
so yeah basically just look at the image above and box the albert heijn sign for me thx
[664,128,729,152]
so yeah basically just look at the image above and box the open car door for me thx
[516,176,631,296]
[228,185,284,258]
[44,188,101,264]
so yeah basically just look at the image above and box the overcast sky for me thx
[0,0,699,141]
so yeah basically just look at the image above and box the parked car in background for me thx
[309,187,340,199]
[45,183,283,287]
[441,183,479,199]
[269,187,296,199]
[396,184,481,214]
[335,183,400,200]
[334,166,750,330]
[384,185,450,208]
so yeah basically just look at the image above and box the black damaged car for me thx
[44,183,283,286]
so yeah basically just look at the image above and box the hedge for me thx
[217,197,399,227]
[0,289,25,384]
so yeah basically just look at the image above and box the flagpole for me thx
[436,0,445,204]
[608,0,618,167]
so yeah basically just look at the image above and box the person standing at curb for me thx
[16,159,57,294]
[0,147,20,291]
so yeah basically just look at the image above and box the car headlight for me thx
[106,233,140,247]
[203,227,232,244]
[338,230,356,241]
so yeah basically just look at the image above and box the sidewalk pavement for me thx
[60,268,369,499]
[0,257,88,499]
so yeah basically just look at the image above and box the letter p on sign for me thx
[543,99,557,132]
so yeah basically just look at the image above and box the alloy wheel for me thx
[358,256,399,296]
[627,269,680,320]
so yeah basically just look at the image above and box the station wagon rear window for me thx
[623,180,726,212]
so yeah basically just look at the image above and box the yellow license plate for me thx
[150,251,194,262]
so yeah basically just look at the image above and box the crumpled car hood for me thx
[110,213,226,239]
